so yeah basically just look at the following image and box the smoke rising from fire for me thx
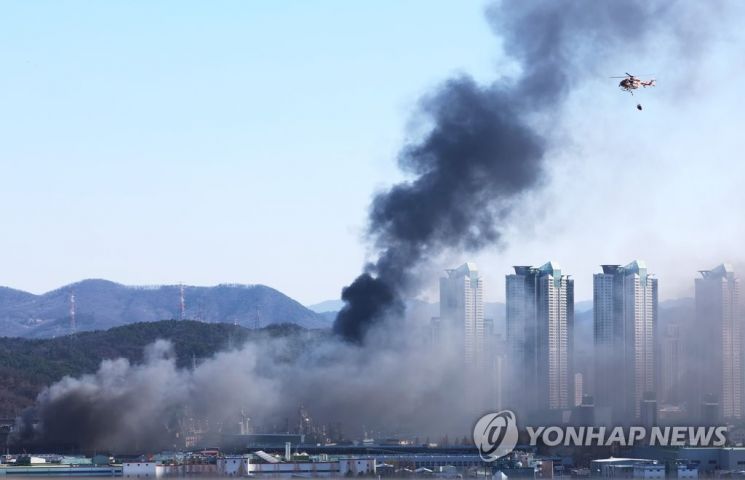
[14,340,282,451]
[334,1,720,343]
[15,328,472,452]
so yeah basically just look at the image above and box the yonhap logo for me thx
[472,411,727,460]
[473,410,518,462]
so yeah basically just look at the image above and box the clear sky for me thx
[2,2,744,304]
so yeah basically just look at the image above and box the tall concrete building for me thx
[439,262,485,366]
[593,261,658,424]
[506,262,574,413]
[574,373,584,407]
[660,322,683,405]
[483,318,506,410]
[695,264,743,420]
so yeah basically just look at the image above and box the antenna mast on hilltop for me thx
[254,306,262,329]
[179,283,186,320]
[69,291,76,334]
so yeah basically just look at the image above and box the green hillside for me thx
[0,320,316,417]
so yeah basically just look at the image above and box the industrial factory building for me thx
[122,452,375,478]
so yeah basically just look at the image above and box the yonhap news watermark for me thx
[474,410,728,462]
[523,424,728,448]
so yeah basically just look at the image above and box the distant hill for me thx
[313,296,691,327]
[575,300,593,312]
[0,320,320,418]
[0,280,330,338]
[310,298,508,336]
[314,295,693,360]
[307,299,345,313]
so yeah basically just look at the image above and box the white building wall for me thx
[541,273,571,410]
[507,262,573,412]
[676,465,698,479]
[627,272,656,418]
[218,456,250,476]
[594,262,657,423]
[633,465,664,479]
[697,267,743,420]
[440,263,484,367]
[123,462,159,478]
[339,458,376,476]
[248,461,337,477]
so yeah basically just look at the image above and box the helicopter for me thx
[611,73,656,94]
[611,73,655,111]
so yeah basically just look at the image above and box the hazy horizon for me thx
[0,274,700,308]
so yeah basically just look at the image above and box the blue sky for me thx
[0,2,497,302]
[2,2,744,304]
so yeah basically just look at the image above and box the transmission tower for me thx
[179,283,186,320]
[69,291,76,334]
[254,306,262,329]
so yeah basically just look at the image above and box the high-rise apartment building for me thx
[439,262,485,366]
[574,372,584,407]
[695,264,743,420]
[660,322,683,405]
[593,261,658,424]
[506,262,574,413]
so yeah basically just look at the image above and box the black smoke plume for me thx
[334,1,712,342]
[335,80,544,342]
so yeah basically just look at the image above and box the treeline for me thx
[0,320,316,417]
